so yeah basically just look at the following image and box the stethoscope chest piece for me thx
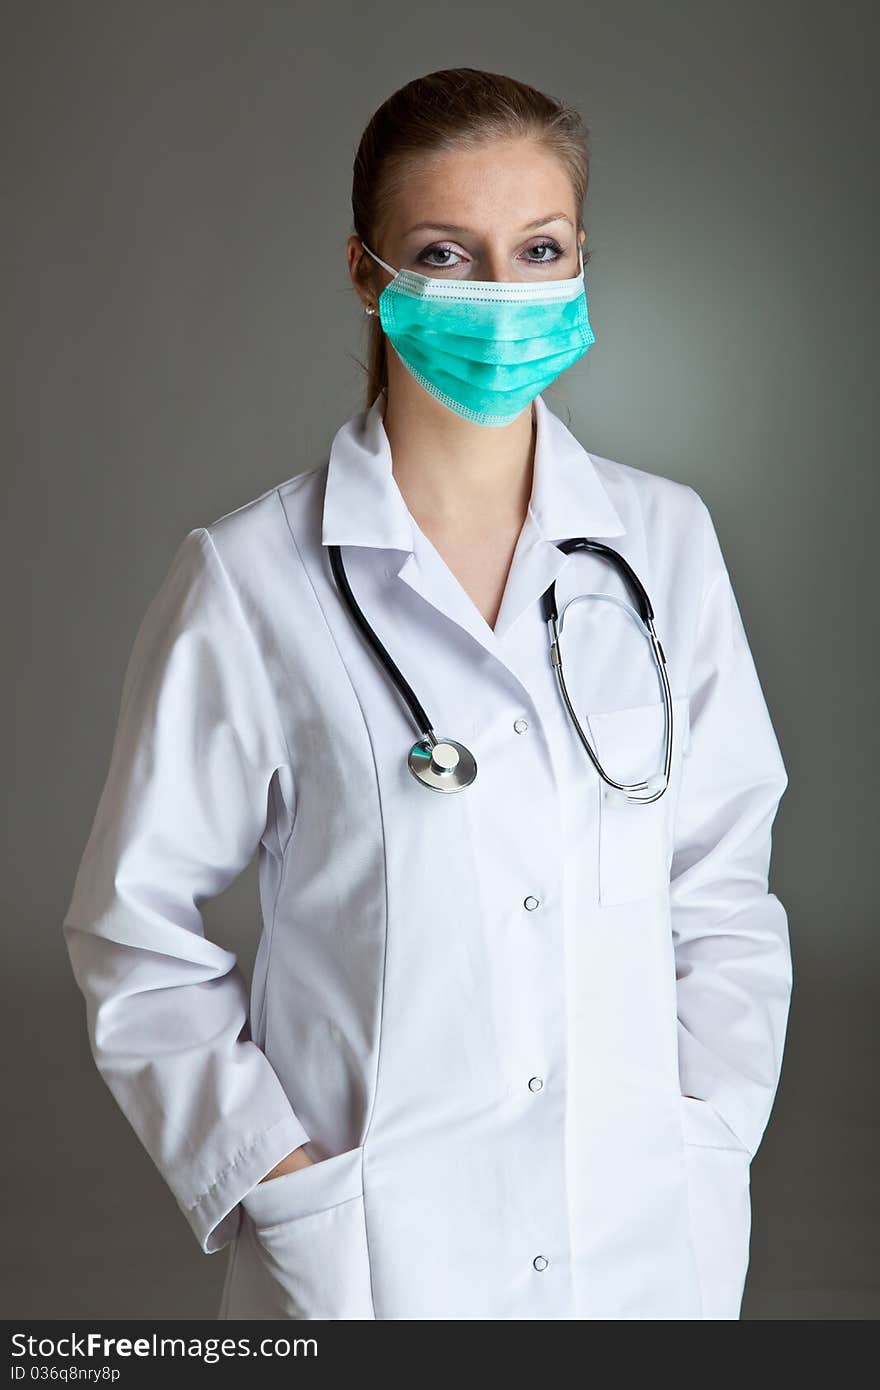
[408,738,478,792]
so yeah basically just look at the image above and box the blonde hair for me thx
[350,67,592,411]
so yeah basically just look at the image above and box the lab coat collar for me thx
[320,390,627,664]
[320,390,626,552]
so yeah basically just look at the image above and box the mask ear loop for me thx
[361,241,399,278]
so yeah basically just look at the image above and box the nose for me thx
[482,249,515,282]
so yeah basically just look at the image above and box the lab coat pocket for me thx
[240,1144,374,1320]
[586,695,690,906]
[680,1095,752,1320]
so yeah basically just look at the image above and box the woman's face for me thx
[350,135,584,302]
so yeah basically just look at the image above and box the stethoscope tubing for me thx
[328,542,438,746]
[328,539,673,800]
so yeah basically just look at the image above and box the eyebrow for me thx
[403,212,573,236]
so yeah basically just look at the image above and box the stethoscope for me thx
[328,539,673,802]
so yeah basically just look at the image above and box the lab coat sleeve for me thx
[61,525,311,1254]
[670,492,793,1159]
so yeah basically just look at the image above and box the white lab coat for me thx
[62,390,792,1320]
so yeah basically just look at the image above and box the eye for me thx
[523,238,563,263]
[416,243,466,269]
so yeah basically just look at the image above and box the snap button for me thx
[513,718,529,734]
[523,896,540,911]
[528,1076,544,1092]
[533,1255,549,1271]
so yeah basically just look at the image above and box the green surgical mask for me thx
[361,241,595,427]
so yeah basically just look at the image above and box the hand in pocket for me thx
[259,1143,316,1183]
[239,1144,374,1319]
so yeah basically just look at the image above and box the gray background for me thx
[4,0,877,1320]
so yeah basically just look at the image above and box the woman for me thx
[62,68,792,1321]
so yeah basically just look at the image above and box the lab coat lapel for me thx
[321,390,627,684]
[320,393,415,553]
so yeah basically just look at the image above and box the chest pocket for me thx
[585,694,691,906]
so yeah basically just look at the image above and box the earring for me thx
[364,303,378,316]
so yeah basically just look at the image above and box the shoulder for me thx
[204,462,323,550]
[588,446,711,549]
[593,446,702,513]
[582,447,729,626]
[191,461,327,594]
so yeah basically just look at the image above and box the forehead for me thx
[383,137,576,236]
